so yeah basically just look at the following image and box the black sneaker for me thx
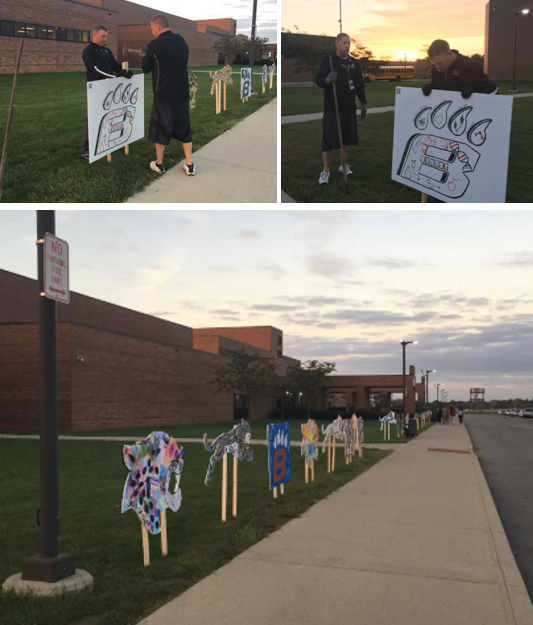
[81,149,89,160]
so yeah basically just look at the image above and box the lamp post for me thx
[511,9,530,93]
[435,383,441,405]
[425,369,436,409]
[400,339,417,436]
[248,0,258,94]
[339,0,342,32]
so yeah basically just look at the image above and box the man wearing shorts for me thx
[142,15,194,175]
[315,33,367,185]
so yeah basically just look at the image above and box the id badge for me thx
[348,79,355,90]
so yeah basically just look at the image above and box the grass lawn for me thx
[0,418,432,444]
[0,439,389,625]
[0,67,276,203]
[281,80,533,117]
[281,98,533,203]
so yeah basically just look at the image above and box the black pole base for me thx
[22,553,75,583]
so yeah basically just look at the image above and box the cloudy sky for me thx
[1,209,533,401]
[282,0,487,60]
[127,0,277,42]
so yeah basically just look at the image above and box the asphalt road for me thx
[465,413,533,601]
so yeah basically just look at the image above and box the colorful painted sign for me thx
[301,419,319,466]
[392,87,513,203]
[380,411,396,430]
[262,64,268,85]
[122,431,185,535]
[203,421,253,486]
[321,415,345,451]
[267,422,292,489]
[241,67,252,99]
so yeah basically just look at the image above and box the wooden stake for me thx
[161,511,168,556]
[142,523,150,567]
[0,39,24,201]
[305,459,309,484]
[107,154,112,162]
[232,454,237,517]
[311,459,315,482]
[273,486,278,498]
[221,452,227,522]
[280,483,284,496]
[327,438,331,473]
[125,145,129,155]
[332,437,336,472]
[422,192,428,203]
[224,82,226,111]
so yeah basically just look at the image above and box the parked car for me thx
[522,408,533,419]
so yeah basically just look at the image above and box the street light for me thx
[434,383,441,405]
[424,369,436,409]
[400,339,417,435]
[511,9,530,93]
[339,0,343,32]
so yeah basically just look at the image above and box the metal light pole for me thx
[248,0,258,92]
[400,340,417,436]
[435,383,441,405]
[339,0,343,32]
[425,369,436,409]
[22,211,75,583]
[511,9,529,92]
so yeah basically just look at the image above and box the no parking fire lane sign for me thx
[43,233,70,304]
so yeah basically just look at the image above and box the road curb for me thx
[468,431,533,625]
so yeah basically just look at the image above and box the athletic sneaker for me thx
[81,149,89,160]
[338,164,353,175]
[183,162,195,176]
[150,161,165,174]
[319,170,330,185]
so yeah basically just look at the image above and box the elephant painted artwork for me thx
[301,419,319,466]
[322,416,346,451]
[203,421,253,486]
[380,411,396,430]
[343,419,354,458]
[122,431,185,535]
[392,87,513,203]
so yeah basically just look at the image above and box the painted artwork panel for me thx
[241,68,252,99]
[267,422,292,489]
[392,88,513,203]
[203,421,253,486]
[88,73,145,163]
[121,431,184,535]
[301,419,319,467]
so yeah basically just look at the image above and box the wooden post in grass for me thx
[273,486,278,498]
[422,193,428,203]
[311,459,315,482]
[161,511,168,556]
[107,154,112,162]
[270,70,273,89]
[123,62,130,155]
[305,459,309,484]
[327,438,331,473]
[280,483,284,496]
[232,455,238,517]
[142,524,150,566]
[224,82,226,111]
[221,452,227,522]
[0,39,24,202]
[332,437,336,472]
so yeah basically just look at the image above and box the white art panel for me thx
[391,87,513,203]
[87,74,145,164]
[241,68,252,99]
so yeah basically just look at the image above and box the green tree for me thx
[285,360,337,418]
[282,26,325,94]
[209,348,275,418]
[470,53,484,68]
[212,34,237,64]
[419,44,432,71]
[350,39,381,77]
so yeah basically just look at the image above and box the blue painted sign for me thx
[267,422,292,489]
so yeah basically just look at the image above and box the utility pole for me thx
[339,0,343,32]
[249,0,258,92]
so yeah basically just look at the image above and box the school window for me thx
[0,20,89,43]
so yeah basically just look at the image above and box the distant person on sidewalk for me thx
[81,25,133,159]
[142,15,194,176]
[450,405,457,425]
[458,405,465,424]
[315,33,367,186]
[442,405,450,425]
[437,406,443,424]
[421,39,498,203]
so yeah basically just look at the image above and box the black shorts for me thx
[322,110,358,151]
[148,101,192,145]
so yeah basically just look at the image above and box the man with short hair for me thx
[422,40,498,98]
[315,33,367,186]
[81,25,133,159]
[142,14,194,175]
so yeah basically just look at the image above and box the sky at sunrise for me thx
[125,0,277,42]
[282,0,488,61]
[1,210,533,402]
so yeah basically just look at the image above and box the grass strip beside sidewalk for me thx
[1,440,389,625]
[0,68,276,203]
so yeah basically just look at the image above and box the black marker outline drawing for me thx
[94,82,137,156]
[398,99,493,199]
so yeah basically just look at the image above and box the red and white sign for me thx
[44,233,70,304]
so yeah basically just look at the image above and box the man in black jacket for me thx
[81,25,133,159]
[422,40,499,98]
[315,33,367,185]
[142,14,194,175]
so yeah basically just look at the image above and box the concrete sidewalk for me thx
[126,99,277,203]
[138,423,533,625]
